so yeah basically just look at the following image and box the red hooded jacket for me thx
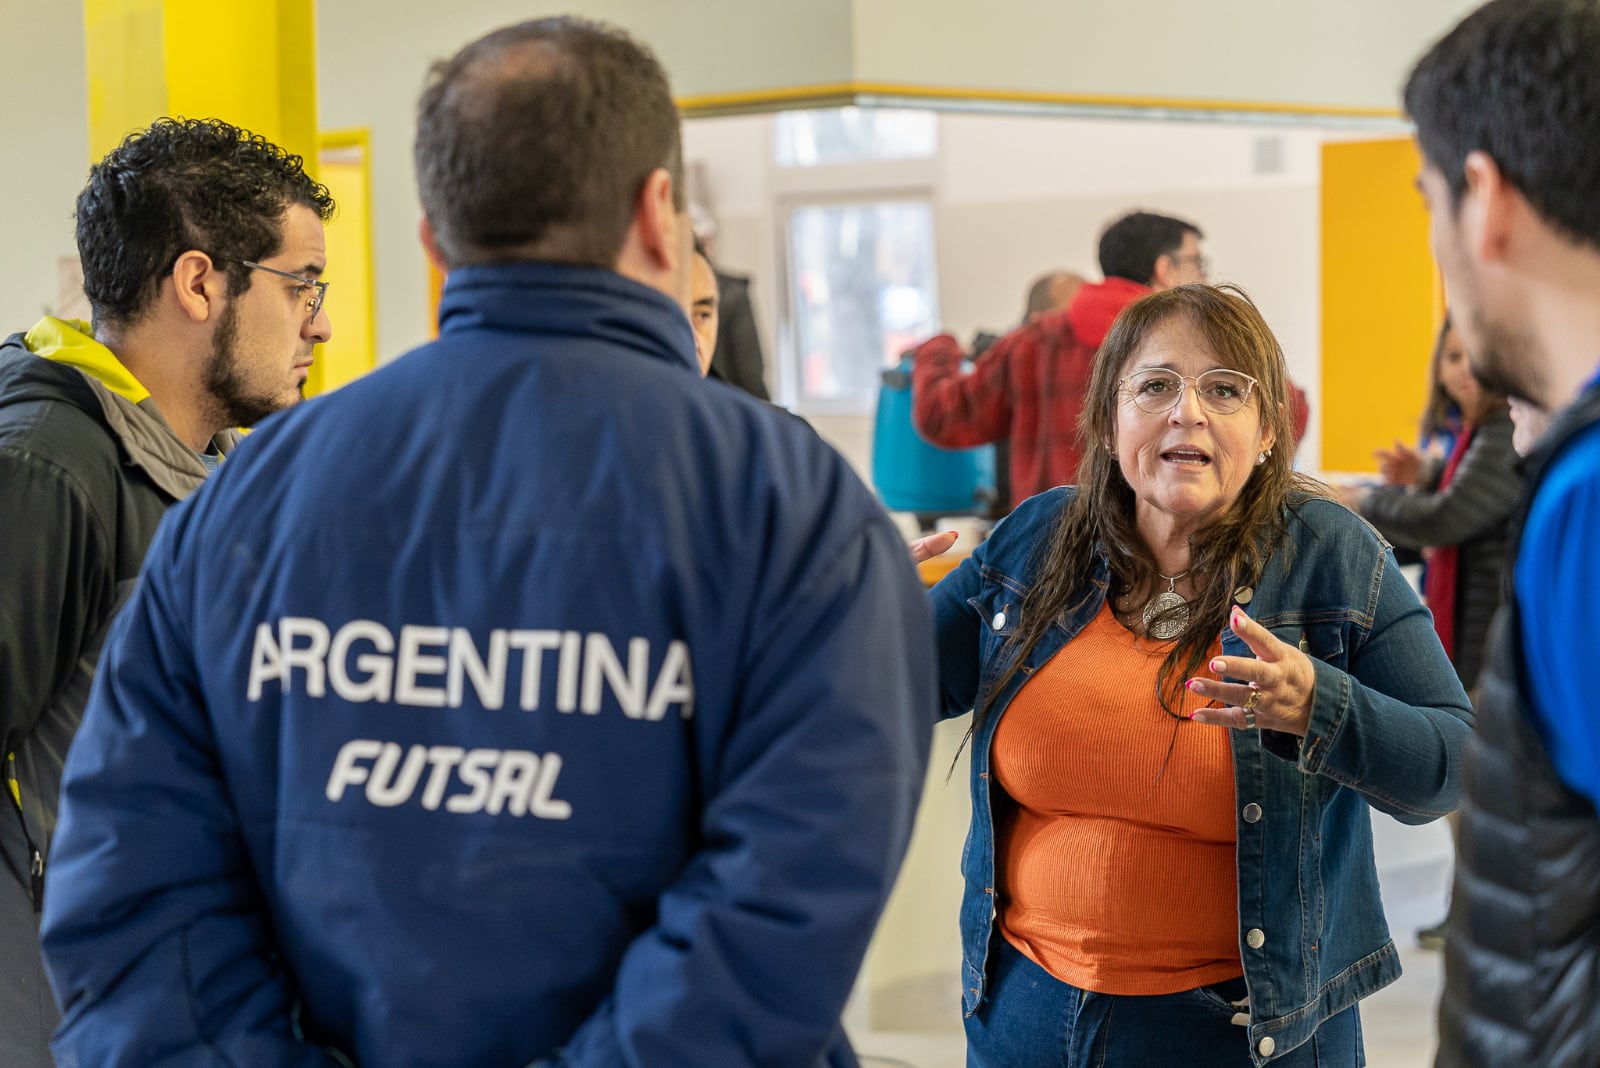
[912,277,1148,509]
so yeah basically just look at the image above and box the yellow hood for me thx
[24,316,150,405]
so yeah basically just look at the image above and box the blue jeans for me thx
[965,939,1363,1067]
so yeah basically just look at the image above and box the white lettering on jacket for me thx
[325,739,573,818]
[247,618,693,719]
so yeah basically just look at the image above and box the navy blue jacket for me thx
[932,488,1471,1064]
[40,264,938,1067]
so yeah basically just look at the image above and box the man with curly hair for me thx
[0,116,333,1067]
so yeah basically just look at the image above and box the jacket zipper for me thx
[6,753,43,913]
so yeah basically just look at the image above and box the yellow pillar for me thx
[83,0,317,169]
[312,131,378,394]
[1320,138,1443,473]
[83,0,351,394]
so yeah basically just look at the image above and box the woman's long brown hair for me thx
[975,285,1326,732]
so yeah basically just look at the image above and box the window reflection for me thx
[775,107,938,167]
[787,199,939,411]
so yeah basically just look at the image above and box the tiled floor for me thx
[850,861,1452,1068]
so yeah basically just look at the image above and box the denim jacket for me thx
[931,488,1472,1064]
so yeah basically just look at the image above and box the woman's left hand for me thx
[1188,606,1317,737]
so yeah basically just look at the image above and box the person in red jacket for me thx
[913,210,1206,510]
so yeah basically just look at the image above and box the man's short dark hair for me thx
[76,117,335,330]
[414,17,685,270]
[1405,0,1600,251]
[1097,211,1202,286]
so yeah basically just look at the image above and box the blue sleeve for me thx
[1515,426,1600,806]
[1293,548,1473,823]
[928,534,993,721]
[39,501,341,1067]
[927,491,1067,722]
[557,512,937,1066]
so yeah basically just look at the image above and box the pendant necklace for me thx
[1142,570,1191,640]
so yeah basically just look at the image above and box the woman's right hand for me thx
[1374,441,1421,486]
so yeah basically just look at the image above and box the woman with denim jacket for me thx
[930,285,1471,1067]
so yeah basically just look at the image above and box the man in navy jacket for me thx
[39,17,936,1068]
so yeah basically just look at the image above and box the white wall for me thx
[852,0,1481,112]
[0,0,88,333]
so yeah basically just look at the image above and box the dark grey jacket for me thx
[0,332,228,1067]
[709,270,770,401]
[1435,383,1600,1067]
[1360,408,1519,693]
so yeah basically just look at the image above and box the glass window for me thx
[785,199,939,413]
[775,107,937,167]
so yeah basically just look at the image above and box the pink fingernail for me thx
[1187,679,1202,692]
[1210,658,1225,673]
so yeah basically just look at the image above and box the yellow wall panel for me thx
[312,133,376,396]
[161,0,317,168]
[1320,138,1441,472]
[83,0,166,159]
[84,0,317,171]
[429,263,444,339]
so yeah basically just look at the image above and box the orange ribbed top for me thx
[991,600,1241,995]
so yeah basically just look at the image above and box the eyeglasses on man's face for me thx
[1119,367,1259,416]
[1168,252,1211,278]
[223,258,329,321]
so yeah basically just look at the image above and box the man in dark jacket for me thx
[1405,2,1600,1064]
[40,17,935,1068]
[911,210,1206,510]
[710,267,772,400]
[0,118,333,1068]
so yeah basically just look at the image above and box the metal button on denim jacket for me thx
[930,488,1471,1064]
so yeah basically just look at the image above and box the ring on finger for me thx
[1243,707,1257,730]
[1243,687,1261,710]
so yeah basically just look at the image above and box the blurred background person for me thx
[693,212,769,400]
[1364,319,1464,570]
[1022,269,1087,325]
[1345,316,1519,952]
[1349,317,1517,697]
[1372,322,1464,493]
[967,268,1090,518]
[689,238,719,375]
